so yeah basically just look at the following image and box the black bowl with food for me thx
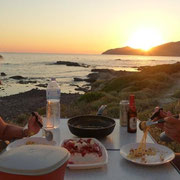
[68,115,116,138]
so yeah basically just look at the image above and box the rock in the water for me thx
[74,77,84,82]
[0,55,3,59]
[54,61,89,68]
[74,85,89,92]
[18,80,37,84]
[1,72,6,76]
[86,73,99,83]
[56,61,80,66]
[36,83,48,88]
[10,76,27,80]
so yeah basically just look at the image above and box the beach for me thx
[0,89,80,124]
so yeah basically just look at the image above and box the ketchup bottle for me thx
[127,95,137,133]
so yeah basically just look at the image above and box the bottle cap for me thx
[51,77,56,81]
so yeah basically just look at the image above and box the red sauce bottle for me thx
[127,95,137,133]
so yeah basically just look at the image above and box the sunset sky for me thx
[0,0,180,54]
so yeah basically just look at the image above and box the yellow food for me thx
[25,141,36,145]
[127,127,156,162]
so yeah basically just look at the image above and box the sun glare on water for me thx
[127,28,164,51]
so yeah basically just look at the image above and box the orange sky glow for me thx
[0,0,180,54]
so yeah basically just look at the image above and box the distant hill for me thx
[102,41,180,56]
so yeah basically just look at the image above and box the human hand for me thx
[163,115,180,143]
[27,112,43,136]
[152,107,172,129]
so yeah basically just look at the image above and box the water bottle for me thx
[45,78,61,128]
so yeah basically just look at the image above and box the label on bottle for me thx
[129,117,137,130]
[46,89,60,100]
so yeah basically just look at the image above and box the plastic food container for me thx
[0,144,70,180]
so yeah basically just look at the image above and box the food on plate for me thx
[25,140,50,146]
[25,141,36,145]
[62,138,103,164]
[127,126,159,163]
[128,147,156,163]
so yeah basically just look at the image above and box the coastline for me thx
[1,62,180,127]
[0,68,129,124]
[2,62,180,153]
[0,89,80,124]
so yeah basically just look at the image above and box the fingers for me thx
[28,112,43,128]
[34,112,42,123]
[164,130,180,143]
[153,107,180,143]
[164,116,179,124]
[159,110,167,118]
[28,112,43,136]
[152,107,173,130]
[166,111,172,116]
[28,114,36,128]
[152,107,166,121]
[164,126,177,135]
[163,116,180,143]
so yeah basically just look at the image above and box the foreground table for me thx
[37,119,180,180]
[65,150,179,180]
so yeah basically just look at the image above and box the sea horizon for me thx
[1,53,180,97]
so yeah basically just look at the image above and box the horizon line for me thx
[0,51,100,55]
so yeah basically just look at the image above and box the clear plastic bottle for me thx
[45,78,61,128]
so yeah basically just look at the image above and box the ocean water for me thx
[0,52,180,97]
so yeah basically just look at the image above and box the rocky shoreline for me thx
[0,67,134,124]
[0,89,80,123]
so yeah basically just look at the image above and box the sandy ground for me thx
[0,89,80,122]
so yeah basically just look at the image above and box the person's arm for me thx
[0,113,42,141]
[2,124,28,141]
[152,107,171,129]
[164,116,180,143]
[0,117,28,141]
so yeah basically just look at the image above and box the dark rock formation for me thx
[74,77,85,82]
[54,61,89,68]
[36,83,48,88]
[86,73,99,83]
[1,72,6,76]
[10,76,27,80]
[18,80,37,84]
[73,77,89,82]
[102,41,180,56]
[86,69,134,84]
[0,55,3,59]
[75,86,89,93]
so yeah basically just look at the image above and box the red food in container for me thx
[0,144,70,180]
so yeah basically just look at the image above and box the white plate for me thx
[120,143,175,166]
[6,137,57,151]
[60,138,108,169]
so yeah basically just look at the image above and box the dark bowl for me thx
[68,115,116,137]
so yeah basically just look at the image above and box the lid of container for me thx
[119,100,129,104]
[0,145,70,176]
[51,77,56,81]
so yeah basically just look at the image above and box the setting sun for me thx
[127,28,164,51]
